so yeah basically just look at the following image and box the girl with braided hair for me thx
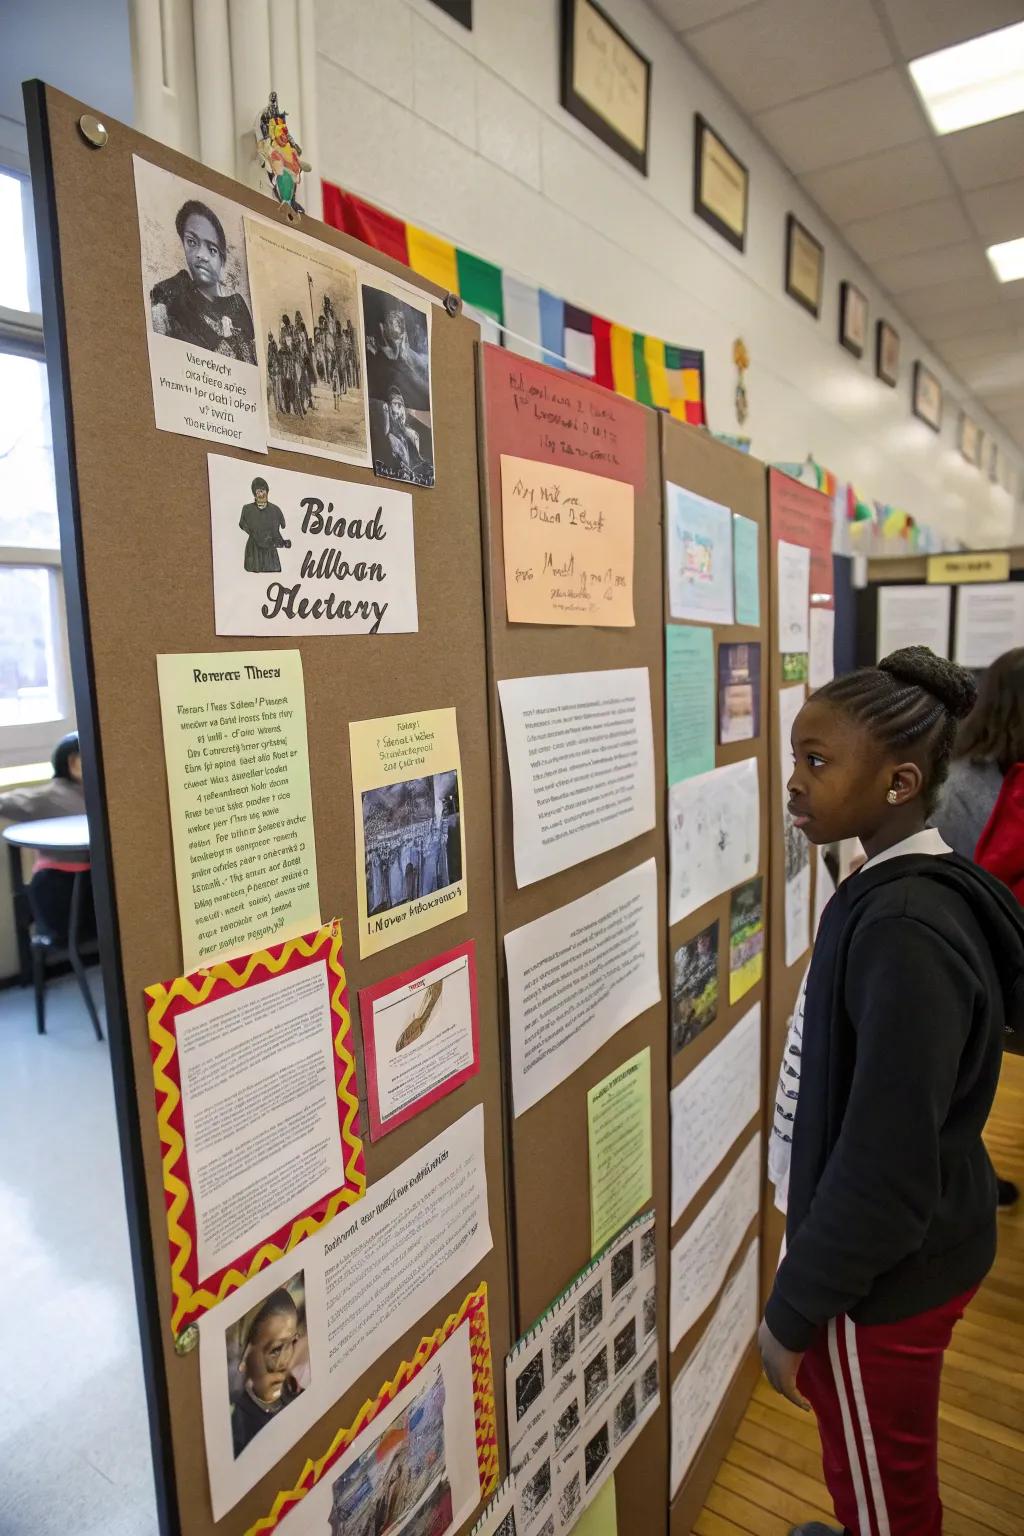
[759,647,1024,1536]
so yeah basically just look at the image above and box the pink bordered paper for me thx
[358,940,480,1139]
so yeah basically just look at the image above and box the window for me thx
[0,167,73,769]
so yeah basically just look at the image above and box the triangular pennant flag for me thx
[322,183,409,265]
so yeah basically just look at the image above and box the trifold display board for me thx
[762,470,834,1294]
[476,344,670,1534]
[27,85,511,1536]
[661,424,771,1532]
[859,549,1024,672]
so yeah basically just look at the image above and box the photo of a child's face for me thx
[225,1272,308,1459]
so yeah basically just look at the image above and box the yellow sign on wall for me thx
[927,552,1011,584]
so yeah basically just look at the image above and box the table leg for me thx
[7,843,32,987]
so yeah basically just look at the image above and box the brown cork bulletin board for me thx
[476,344,670,1534]
[659,423,770,1535]
[26,82,512,1536]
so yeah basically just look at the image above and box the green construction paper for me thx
[575,1477,618,1536]
[666,625,716,785]
[632,331,654,406]
[455,249,503,324]
[588,1047,652,1256]
[733,513,761,626]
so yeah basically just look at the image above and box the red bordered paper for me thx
[145,919,365,1336]
[244,1283,499,1536]
[358,940,481,1139]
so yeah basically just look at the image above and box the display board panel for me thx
[27,83,511,1536]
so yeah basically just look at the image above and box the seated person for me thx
[0,732,90,943]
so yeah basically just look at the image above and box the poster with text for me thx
[156,649,320,970]
[666,626,715,783]
[357,941,480,1139]
[350,708,467,958]
[728,878,764,1003]
[246,215,370,465]
[718,641,761,744]
[500,455,635,626]
[670,1004,761,1224]
[776,541,810,654]
[587,1048,652,1255]
[668,759,760,926]
[667,483,734,626]
[768,470,833,605]
[145,920,365,1339]
[670,921,719,1055]
[133,156,265,451]
[670,1137,759,1350]
[363,278,436,488]
[208,452,417,635]
[779,684,811,967]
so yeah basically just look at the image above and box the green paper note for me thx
[733,513,761,626]
[666,625,715,785]
[575,1476,618,1536]
[588,1047,652,1256]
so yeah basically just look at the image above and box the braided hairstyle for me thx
[814,646,977,812]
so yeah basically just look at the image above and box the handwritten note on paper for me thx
[500,454,635,626]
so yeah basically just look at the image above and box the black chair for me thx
[30,868,103,1041]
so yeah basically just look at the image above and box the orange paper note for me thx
[500,454,636,626]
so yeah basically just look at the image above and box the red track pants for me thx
[797,1286,978,1536]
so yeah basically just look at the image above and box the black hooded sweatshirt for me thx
[765,852,1024,1354]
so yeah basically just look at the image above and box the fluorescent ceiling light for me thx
[909,21,1024,134]
[988,236,1024,282]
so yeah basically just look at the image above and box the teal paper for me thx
[733,514,761,627]
[666,625,716,785]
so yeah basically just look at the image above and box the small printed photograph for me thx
[554,1366,577,1400]
[363,282,435,488]
[246,217,369,465]
[782,652,809,684]
[583,1347,609,1409]
[327,1364,449,1536]
[362,771,462,917]
[671,921,719,1055]
[535,1519,554,1536]
[515,1350,545,1422]
[584,1424,610,1487]
[642,1286,656,1340]
[729,877,765,1005]
[225,1272,308,1459]
[554,1398,580,1451]
[521,1458,551,1517]
[640,1228,656,1269]
[718,641,761,744]
[610,1241,635,1299]
[613,1384,637,1445]
[558,1474,581,1524]
[495,1513,517,1536]
[550,1315,576,1374]
[578,1281,604,1343]
[639,1357,659,1408]
[613,1318,637,1376]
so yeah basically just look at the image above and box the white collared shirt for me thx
[861,826,951,872]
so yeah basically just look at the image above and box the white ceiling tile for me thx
[844,197,972,261]
[936,329,1024,364]
[941,114,1024,191]
[973,388,1024,413]
[754,69,928,174]
[799,140,952,223]
[648,0,759,32]
[915,302,1018,340]
[684,0,892,114]
[958,360,1024,398]
[899,274,1006,320]
[880,0,1024,61]
[872,240,994,292]
[963,178,1024,245]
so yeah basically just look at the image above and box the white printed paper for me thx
[779,684,811,967]
[670,1137,759,1349]
[877,584,951,660]
[808,607,835,690]
[198,1104,491,1518]
[670,1004,761,1224]
[505,860,661,1117]
[954,582,1024,669]
[670,1239,759,1495]
[668,759,760,927]
[208,453,417,635]
[777,541,810,653]
[498,668,656,887]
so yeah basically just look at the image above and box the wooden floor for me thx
[694,1052,1024,1536]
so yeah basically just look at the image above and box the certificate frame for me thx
[875,318,900,387]
[785,214,824,318]
[693,113,749,252]
[959,412,981,466]
[561,0,652,176]
[912,361,943,433]
[838,280,868,359]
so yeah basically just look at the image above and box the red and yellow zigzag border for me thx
[244,1283,499,1536]
[145,919,366,1337]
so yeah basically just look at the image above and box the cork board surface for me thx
[477,345,669,1534]
[31,84,511,1536]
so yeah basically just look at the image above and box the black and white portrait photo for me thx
[514,1350,545,1422]
[583,1346,608,1409]
[238,476,290,574]
[362,283,435,488]
[578,1280,603,1343]
[361,771,462,918]
[611,1240,635,1299]
[584,1424,610,1487]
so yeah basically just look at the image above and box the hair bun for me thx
[879,645,977,720]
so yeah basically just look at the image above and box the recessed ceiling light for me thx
[909,21,1024,134]
[987,236,1024,282]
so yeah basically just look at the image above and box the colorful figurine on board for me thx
[256,92,310,215]
[733,337,750,426]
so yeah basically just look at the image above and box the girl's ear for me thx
[889,762,923,805]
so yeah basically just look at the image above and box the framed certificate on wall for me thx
[561,0,652,175]
[876,319,900,387]
[785,214,824,318]
[839,281,868,359]
[693,114,749,252]
[913,362,943,432]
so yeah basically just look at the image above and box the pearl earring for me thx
[887,789,899,804]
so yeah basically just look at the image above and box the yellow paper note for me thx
[500,454,635,627]
[156,650,320,971]
[350,708,467,957]
[576,1474,619,1536]
[588,1047,652,1255]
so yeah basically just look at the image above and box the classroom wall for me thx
[313,0,1020,549]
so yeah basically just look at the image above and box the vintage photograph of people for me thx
[245,216,370,465]
[362,282,435,487]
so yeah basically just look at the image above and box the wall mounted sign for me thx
[561,0,652,175]
[912,361,943,432]
[693,114,748,252]
[784,214,824,318]
[875,319,900,387]
[927,552,1011,584]
[838,281,868,359]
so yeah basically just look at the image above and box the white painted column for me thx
[297,0,323,218]
[227,0,272,189]
[193,0,235,176]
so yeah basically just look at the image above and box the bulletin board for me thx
[856,548,1024,671]
[27,83,512,1536]
[476,344,670,1533]
[660,423,770,1534]
[763,470,833,1295]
